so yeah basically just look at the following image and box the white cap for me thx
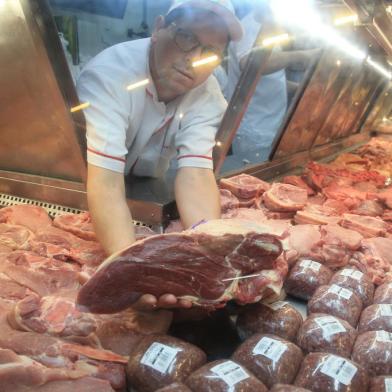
[168,0,243,41]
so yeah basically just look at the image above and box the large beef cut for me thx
[263,184,308,212]
[219,174,270,199]
[77,219,284,314]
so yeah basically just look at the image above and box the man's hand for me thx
[132,294,193,311]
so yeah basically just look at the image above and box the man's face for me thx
[150,10,229,101]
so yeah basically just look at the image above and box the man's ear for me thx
[151,15,165,42]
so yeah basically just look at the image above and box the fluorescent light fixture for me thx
[192,55,219,68]
[70,102,90,113]
[262,33,290,47]
[126,78,149,91]
[334,14,358,26]
[270,0,366,61]
[336,60,341,66]
[366,57,392,80]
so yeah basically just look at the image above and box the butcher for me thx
[76,1,242,310]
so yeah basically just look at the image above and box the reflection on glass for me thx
[221,1,320,171]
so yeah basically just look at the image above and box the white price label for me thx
[211,361,249,386]
[253,337,287,362]
[328,284,352,300]
[300,259,321,272]
[376,331,392,343]
[340,269,363,281]
[315,316,346,337]
[267,301,288,311]
[321,355,357,386]
[140,342,179,374]
[385,378,392,392]
[379,304,392,317]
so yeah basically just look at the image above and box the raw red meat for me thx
[222,207,268,222]
[282,176,315,195]
[186,359,268,391]
[294,352,369,392]
[0,251,81,297]
[219,174,270,199]
[0,224,34,250]
[0,205,52,232]
[0,273,34,302]
[322,184,368,209]
[340,214,389,238]
[254,199,297,219]
[28,226,106,267]
[232,333,303,388]
[373,282,392,304]
[263,184,308,212]
[219,189,239,212]
[53,212,96,241]
[126,335,206,392]
[77,219,284,313]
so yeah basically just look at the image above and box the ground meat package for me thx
[236,301,303,342]
[296,313,357,358]
[294,352,369,392]
[330,268,374,306]
[369,376,392,392]
[358,304,392,333]
[155,383,192,391]
[232,333,303,388]
[307,284,363,327]
[127,335,206,392]
[185,359,268,391]
[374,282,392,304]
[352,330,392,376]
[284,259,333,300]
[270,385,312,391]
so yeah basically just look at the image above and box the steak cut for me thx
[53,212,97,241]
[263,184,308,212]
[282,176,315,195]
[77,219,283,313]
[0,224,34,250]
[340,214,389,238]
[220,174,270,199]
[219,189,239,212]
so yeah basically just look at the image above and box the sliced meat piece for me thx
[220,174,270,199]
[285,225,322,260]
[222,207,268,222]
[322,184,368,209]
[294,205,341,226]
[352,200,384,217]
[28,226,106,267]
[263,184,308,212]
[219,189,239,212]
[0,205,52,233]
[382,210,392,222]
[340,214,389,238]
[321,224,363,251]
[0,251,81,297]
[282,176,315,195]
[77,219,283,313]
[53,212,96,241]
[0,273,34,302]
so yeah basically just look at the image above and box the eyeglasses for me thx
[170,23,224,64]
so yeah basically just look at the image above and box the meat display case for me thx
[0,0,391,230]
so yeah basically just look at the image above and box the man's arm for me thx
[239,49,319,75]
[87,163,136,255]
[175,167,221,228]
[87,163,192,310]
